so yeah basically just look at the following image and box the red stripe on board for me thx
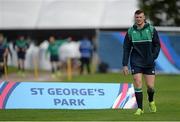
[114,83,128,108]
[0,82,16,108]
[160,40,174,64]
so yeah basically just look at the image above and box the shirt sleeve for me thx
[152,28,161,60]
[122,32,132,66]
[26,41,30,49]
[4,42,9,48]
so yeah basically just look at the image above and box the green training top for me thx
[47,40,66,56]
[128,23,154,43]
[16,40,28,49]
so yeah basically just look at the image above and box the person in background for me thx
[15,35,29,76]
[122,10,160,115]
[79,36,93,74]
[46,36,63,78]
[0,33,9,78]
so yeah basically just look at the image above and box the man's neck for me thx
[137,23,145,29]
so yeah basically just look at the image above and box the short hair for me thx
[134,10,144,15]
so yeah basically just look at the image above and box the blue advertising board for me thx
[98,31,180,73]
[0,81,137,109]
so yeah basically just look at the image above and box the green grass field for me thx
[0,73,180,121]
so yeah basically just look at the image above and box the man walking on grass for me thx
[122,10,160,115]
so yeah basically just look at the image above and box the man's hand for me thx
[123,66,129,76]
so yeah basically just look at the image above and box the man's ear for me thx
[143,15,146,21]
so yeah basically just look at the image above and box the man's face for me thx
[135,13,145,26]
[20,36,24,40]
[49,37,55,43]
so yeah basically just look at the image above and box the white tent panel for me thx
[0,0,138,29]
[0,0,43,28]
[101,0,137,28]
[37,0,106,28]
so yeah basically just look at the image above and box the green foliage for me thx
[138,0,180,26]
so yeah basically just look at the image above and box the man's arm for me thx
[26,41,30,49]
[122,32,132,66]
[122,32,132,75]
[3,48,9,58]
[152,28,161,60]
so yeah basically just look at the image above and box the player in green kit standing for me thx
[122,10,160,115]
[46,36,65,78]
[15,35,29,76]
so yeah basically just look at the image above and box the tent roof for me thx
[0,0,138,29]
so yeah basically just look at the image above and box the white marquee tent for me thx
[0,0,138,29]
[2,0,138,71]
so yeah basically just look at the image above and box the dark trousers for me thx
[80,57,90,74]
